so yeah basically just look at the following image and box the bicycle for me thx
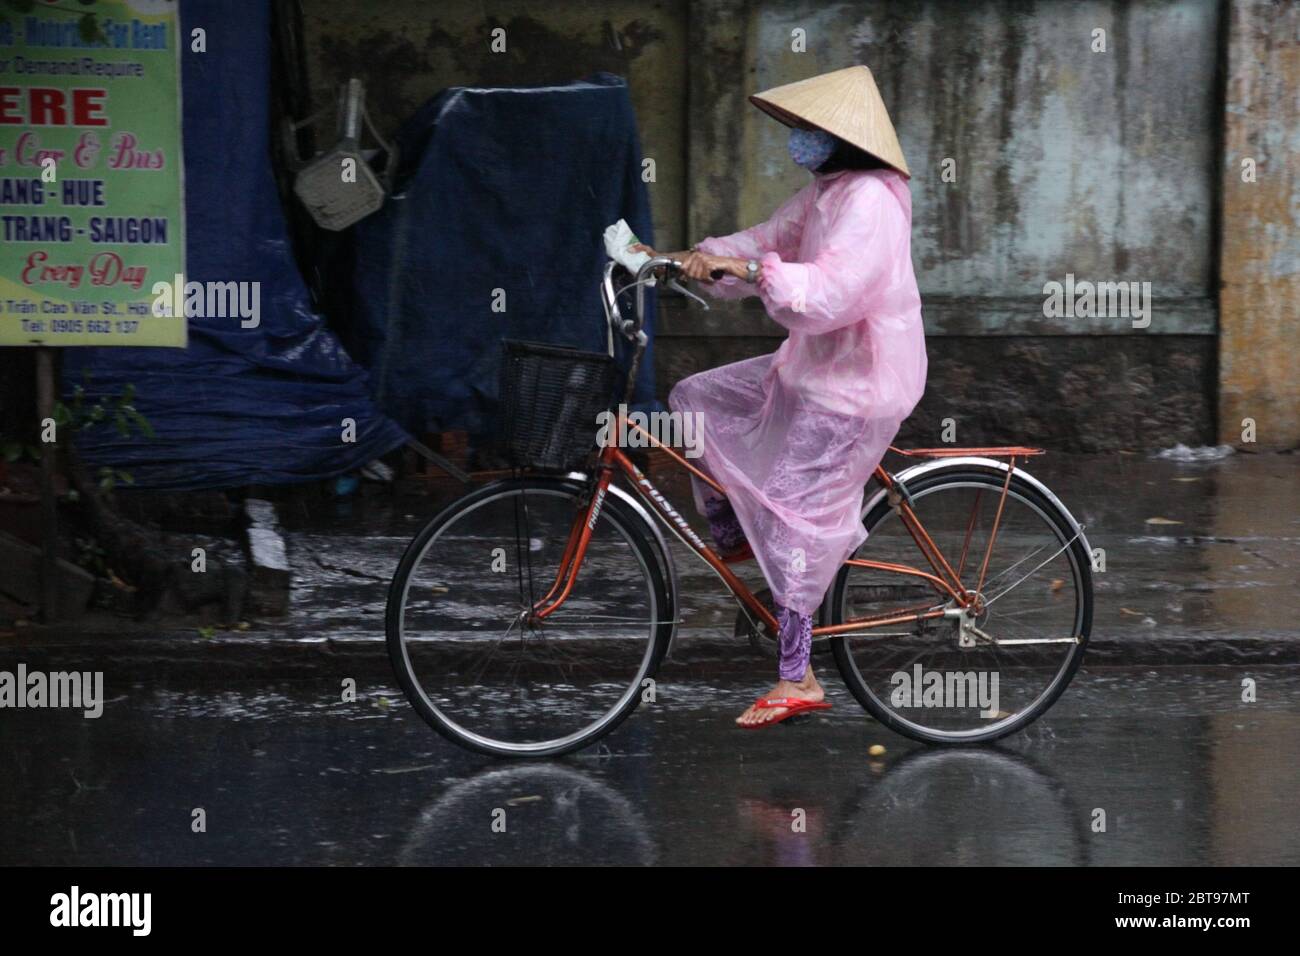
[386,256,1095,757]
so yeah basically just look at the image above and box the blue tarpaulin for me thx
[62,0,408,490]
[344,73,661,441]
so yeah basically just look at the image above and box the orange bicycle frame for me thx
[528,412,1042,640]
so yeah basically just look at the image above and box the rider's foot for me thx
[736,669,824,726]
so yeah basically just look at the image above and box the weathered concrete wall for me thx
[1219,0,1300,450]
[661,331,1216,452]
[297,1,1266,451]
[672,0,1222,449]
[688,0,1220,322]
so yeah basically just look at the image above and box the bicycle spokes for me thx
[835,474,1088,739]
[393,484,665,753]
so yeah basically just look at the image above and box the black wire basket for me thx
[499,339,617,472]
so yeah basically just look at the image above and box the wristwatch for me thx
[745,259,760,284]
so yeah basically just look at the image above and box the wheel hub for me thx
[946,592,992,648]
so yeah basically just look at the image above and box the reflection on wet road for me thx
[2,665,1297,866]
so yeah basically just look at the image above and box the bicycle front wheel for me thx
[829,467,1093,744]
[386,477,672,757]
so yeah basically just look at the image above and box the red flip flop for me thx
[738,696,832,730]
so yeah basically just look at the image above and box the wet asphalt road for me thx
[2,664,1298,866]
[1,451,1297,865]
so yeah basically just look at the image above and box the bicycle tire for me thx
[386,476,674,757]
[829,466,1093,744]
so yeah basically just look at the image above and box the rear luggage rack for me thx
[888,445,1046,458]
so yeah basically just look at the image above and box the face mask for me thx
[788,128,836,170]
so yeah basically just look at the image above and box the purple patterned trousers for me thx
[696,479,813,682]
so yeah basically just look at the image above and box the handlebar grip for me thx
[709,268,725,280]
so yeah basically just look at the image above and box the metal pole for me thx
[35,347,58,623]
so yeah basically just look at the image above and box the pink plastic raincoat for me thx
[669,168,927,615]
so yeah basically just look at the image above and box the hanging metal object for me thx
[283,78,397,231]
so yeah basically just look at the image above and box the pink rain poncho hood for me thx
[669,167,927,615]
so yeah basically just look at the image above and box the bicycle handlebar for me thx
[602,255,681,343]
[602,254,723,346]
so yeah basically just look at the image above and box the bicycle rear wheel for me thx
[386,477,672,757]
[829,467,1092,744]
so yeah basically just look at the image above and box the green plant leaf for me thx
[125,407,156,438]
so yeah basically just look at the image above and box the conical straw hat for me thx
[750,65,909,177]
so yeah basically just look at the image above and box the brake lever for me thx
[667,277,709,310]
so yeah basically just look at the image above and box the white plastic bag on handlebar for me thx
[603,218,654,284]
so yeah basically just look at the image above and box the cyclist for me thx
[636,65,928,729]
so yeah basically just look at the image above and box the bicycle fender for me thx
[862,457,1093,559]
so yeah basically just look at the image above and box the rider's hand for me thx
[629,245,747,282]
[631,244,695,281]
[678,251,745,282]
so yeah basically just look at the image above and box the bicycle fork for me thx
[524,469,616,624]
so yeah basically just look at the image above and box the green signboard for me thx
[0,0,185,346]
